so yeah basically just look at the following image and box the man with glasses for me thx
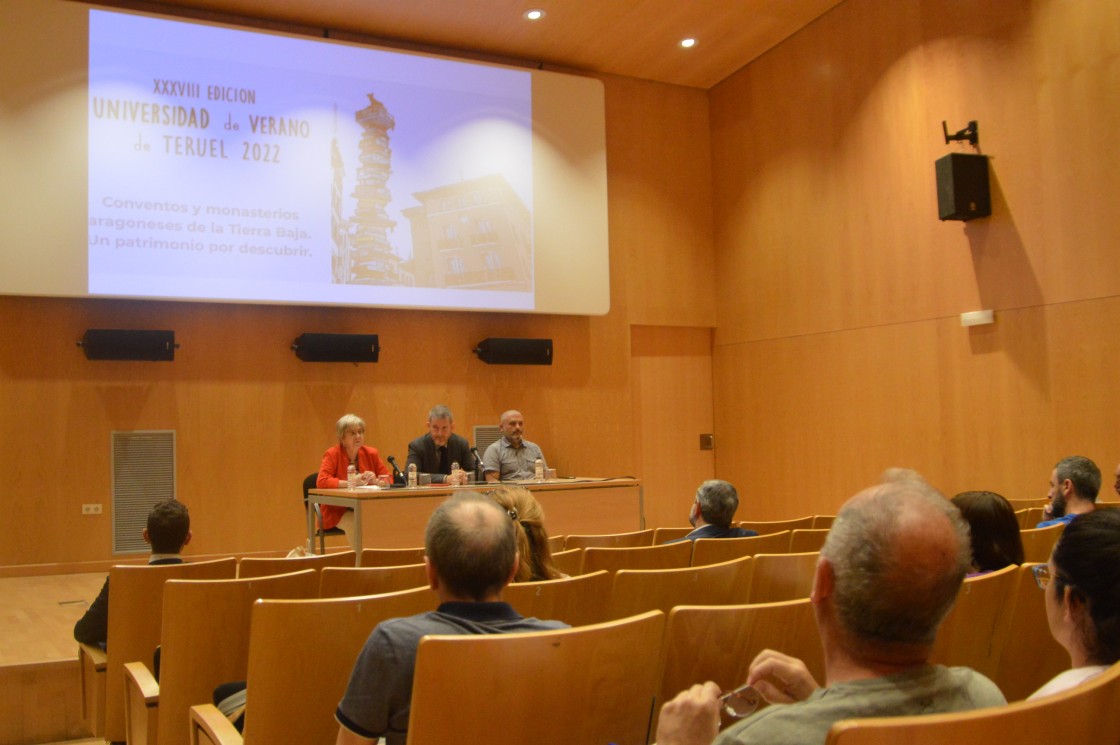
[1038,455,1100,528]
[334,493,566,745]
[656,479,1006,745]
[665,480,758,543]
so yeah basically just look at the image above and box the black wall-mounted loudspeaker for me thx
[935,152,991,221]
[474,338,553,365]
[79,329,176,361]
[293,333,379,362]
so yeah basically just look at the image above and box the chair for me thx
[992,563,1071,701]
[580,540,693,574]
[549,547,584,576]
[304,471,345,554]
[404,610,666,745]
[547,534,565,552]
[927,564,1018,680]
[690,531,792,566]
[1020,523,1065,563]
[123,569,318,745]
[825,661,1120,745]
[189,586,437,745]
[812,515,836,529]
[737,516,815,534]
[607,555,753,620]
[503,570,613,627]
[652,526,694,543]
[788,528,830,553]
[360,546,427,567]
[747,552,819,603]
[236,550,357,577]
[319,563,428,598]
[655,600,824,736]
[78,643,108,738]
[101,557,237,744]
[564,528,655,549]
[1005,497,1051,511]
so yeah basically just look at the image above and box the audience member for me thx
[666,480,757,542]
[655,479,1006,745]
[951,490,1024,574]
[1039,455,1100,528]
[406,405,475,485]
[1029,509,1120,699]
[73,499,191,648]
[487,485,566,581]
[317,414,390,551]
[482,409,547,482]
[334,493,567,745]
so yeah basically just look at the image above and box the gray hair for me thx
[822,480,970,647]
[428,404,454,422]
[1055,455,1101,501]
[696,480,739,528]
[335,413,365,440]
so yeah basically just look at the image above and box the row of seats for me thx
[181,560,1102,745]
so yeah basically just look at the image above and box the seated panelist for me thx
[406,405,475,485]
[317,414,390,551]
[482,409,547,482]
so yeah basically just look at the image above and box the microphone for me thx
[470,447,483,482]
[386,455,406,486]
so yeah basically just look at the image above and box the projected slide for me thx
[87,10,534,310]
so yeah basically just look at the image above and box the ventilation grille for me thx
[472,425,502,457]
[111,430,176,554]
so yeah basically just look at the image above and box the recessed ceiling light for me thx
[524,9,545,21]
[680,38,697,49]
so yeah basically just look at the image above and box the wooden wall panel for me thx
[714,320,943,520]
[709,0,1120,514]
[630,326,715,528]
[604,75,716,328]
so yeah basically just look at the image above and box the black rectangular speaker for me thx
[293,333,379,362]
[475,338,553,365]
[80,329,175,361]
[935,153,991,221]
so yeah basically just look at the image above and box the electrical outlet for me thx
[82,503,103,515]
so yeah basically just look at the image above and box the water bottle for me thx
[407,462,418,488]
[534,458,544,481]
[450,461,460,485]
[347,464,358,489]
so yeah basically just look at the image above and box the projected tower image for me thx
[332,94,411,286]
[403,173,531,291]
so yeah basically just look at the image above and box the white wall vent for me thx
[111,430,176,554]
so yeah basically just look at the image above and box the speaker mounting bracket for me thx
[942,120,978,146]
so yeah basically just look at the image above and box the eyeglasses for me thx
[719,684,761,719]
[1032,564,1051,590]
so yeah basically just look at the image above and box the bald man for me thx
[482,409,547,482]
[335,493,566,744]
[656,480,1006,745]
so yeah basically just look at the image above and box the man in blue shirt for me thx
[1038,455,1100,528]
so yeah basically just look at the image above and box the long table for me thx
[307,478,644,555]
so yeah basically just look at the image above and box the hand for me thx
[655,682,721,745]
[359,470,376,485]
[1043,501,1053,518]
[746,649,820,704]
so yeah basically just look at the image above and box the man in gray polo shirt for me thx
[335,492,566,745]
[482,409,547,482]
[656,479,1006,745]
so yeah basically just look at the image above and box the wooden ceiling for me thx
[132,0,846,89]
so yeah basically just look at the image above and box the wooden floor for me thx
[0,572,107,665]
